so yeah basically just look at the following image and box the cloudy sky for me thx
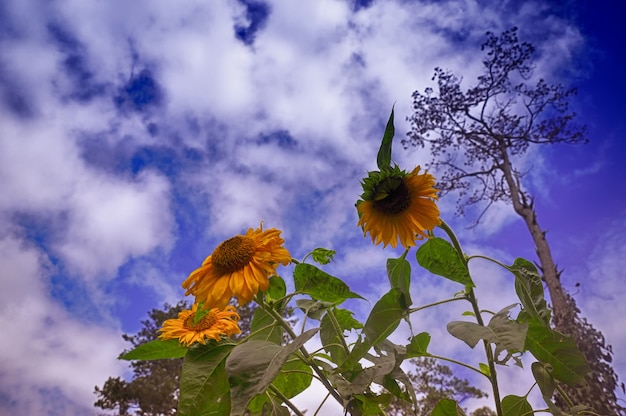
[1,0,625,414]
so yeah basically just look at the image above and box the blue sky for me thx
[1,0,625,414]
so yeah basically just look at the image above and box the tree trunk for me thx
[497,142,571,329]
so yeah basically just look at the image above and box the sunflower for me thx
[158,303,241,346]
[357,165,440,249]
[182,223,291,308]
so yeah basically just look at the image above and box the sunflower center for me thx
[373,180,411,215]
[211,236,256,274]
[183,309,218,331]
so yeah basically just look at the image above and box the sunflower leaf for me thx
[406,332,431,358]
[416,237,474,287]
[270,356,313,398]
[377,105,395,169]
[510,258,551,326]
[360,288,405,352]
[524,319,590,386]
[387,256,412,308]
[178,343,234,416]
[501,395,533,416]
[531,361,556,398]
[267,275,287,301]
[294,263,364,304]
[431,398,467,416]
[310,247,336,265]
[119,338,187,360]
[226,329,318,416]
[249,306,283,344]
[320,308,357,364]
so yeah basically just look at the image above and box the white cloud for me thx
[0,111,173,280]
[0,235,127,415]
[57,170,172,278]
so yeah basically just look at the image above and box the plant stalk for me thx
[439,220,504,416]
[257,296,345,407]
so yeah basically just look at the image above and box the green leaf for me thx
[510,258,551,326]
[226,329,318,416]
[320,312,348,364]
[531,361,556,398]
[343,289,405,370]
[266,275,287,301]
[320,307,363,364]
[382,376,411,403]
[271,356,313,399]
[178,343,234,416]
[310,247,336,265]
[350,393,388,416]
[501,395,533,416]
[447,321,494,348]
[342,353,397,397]
[448,304,527,363]
[333,308,364,331]
[406,332,431,358]
[431,398,467,416]
[416,238,474,287]
[294,263,364,304]
[119,338,187,360]
[525,320,590,386]
[487,304,528,360]
[479,363,490,377]
[247,396,290,416]
[249,306,283,344]
[296,299,331,320]
[363,288,405,347]
[376,106,395,170]
[386,256,412,307]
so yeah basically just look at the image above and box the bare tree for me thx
[404,27,624,415]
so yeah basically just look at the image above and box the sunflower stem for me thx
[438,219,504,416]
[407,295,467,314]
[466,254,511,271]
[256,295,345,407]
[427,354,489,379]
[268,385,306,416]
[326,307,351,357]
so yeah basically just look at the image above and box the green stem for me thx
[313,393,331,416]
[555,383,575,409]
[428,354,489,379]
[407,296,467,314]
[256,296,345,407]
[268,385,305,416]
[438,219,504,416]
[326,308,351,357]
[466,254,510,271]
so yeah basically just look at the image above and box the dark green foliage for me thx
[385,358,488,416]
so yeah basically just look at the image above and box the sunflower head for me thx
[182,223,291,308]
[158,303,241,347]
[357,165,440,249]
[359,165,408,203]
